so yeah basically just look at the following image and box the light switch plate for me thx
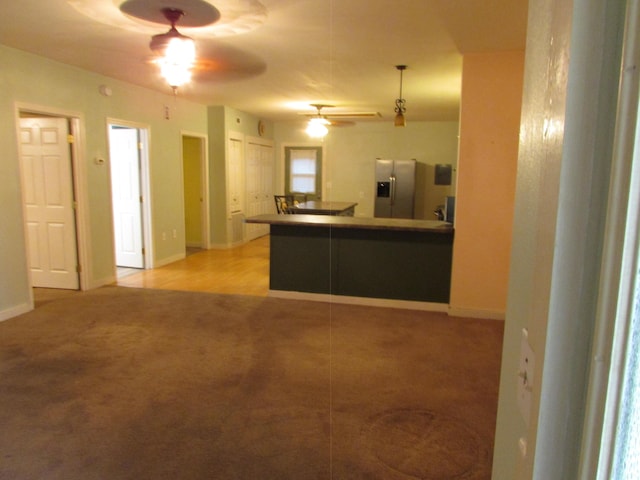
[517,328,535,427]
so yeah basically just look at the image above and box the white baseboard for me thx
[0,301,32,322]
[447,305,505,320]
[269,291,506,319]
[153,252,186,268]
[268,290,449,313]
[207,242,238,250]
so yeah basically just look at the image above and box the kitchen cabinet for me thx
[246,214,454,304]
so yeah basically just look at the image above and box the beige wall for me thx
[449,51,524,319]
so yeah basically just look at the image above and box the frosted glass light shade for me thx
[155,36,195,89]
[306,118,329,138]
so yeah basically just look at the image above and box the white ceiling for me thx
[0,0,528,123]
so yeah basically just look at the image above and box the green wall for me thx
[206,106,226,246]
[0,45,207,317]
[0,44,455,321]
[207,105,274,246]
[273,121,459,218]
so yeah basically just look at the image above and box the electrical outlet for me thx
[162,232,167,241]
[172,229,177,239]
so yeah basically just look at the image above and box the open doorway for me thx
[107,121,152,276]
[182,133,209,254]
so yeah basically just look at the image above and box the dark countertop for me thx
[245,214,454,233]
[289,200,357,214]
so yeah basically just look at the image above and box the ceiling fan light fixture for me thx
[150,29,194,53]
[157,58,193,89]
[306,117,330,138]
[305,104,332,138]
[394,65,407,127]
[150,8,196,92]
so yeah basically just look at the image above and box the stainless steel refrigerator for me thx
[374,159,416,218]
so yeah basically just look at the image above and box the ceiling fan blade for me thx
[299,104,376,126]
[325,112,381,118]
[327,119,356,127]
[299,111,381,118]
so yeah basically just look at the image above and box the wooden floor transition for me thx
[116,235,270,297]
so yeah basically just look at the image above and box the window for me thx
[290,151,316,193]
[284,146,323,200]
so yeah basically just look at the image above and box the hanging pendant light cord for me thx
[395,65,407,114]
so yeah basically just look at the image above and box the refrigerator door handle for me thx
[390,175,396,206]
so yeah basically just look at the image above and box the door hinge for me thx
[139,195,143,203]
[76,264,82,273]
[67,134,75,144]
[142,247,145,255]
[72,201,78,210]
[138,142,143,150]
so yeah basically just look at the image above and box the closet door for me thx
[245,140,274,240]
[260,143,274,215]
[245,142,261,240]
[227,136,244,214]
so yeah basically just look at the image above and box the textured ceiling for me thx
[0,0,529,122]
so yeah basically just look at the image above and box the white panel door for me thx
[19,117,79,289]
[259,144,274,236]
[109,126,144,268]
[245,142,262,240]
[228,137,244,213]
[244,142,274,240]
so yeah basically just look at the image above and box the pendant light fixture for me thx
[394,65,407,127]
[150,8,196,93]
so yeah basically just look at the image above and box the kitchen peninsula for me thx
[288,200,357,216]
[245,214,454,307]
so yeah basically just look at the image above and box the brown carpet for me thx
[0,286,503,479]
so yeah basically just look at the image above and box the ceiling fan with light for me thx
[119,0,221,93]
[301,104,380,137]
[149,8,197,92]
